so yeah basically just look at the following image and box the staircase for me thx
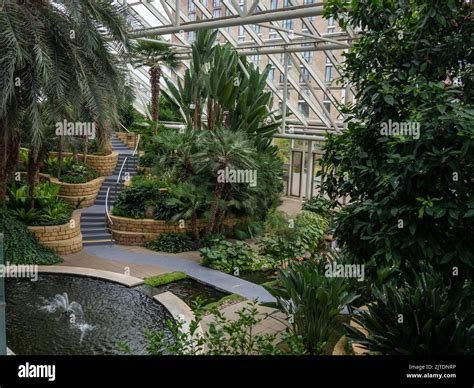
[80,133,138,246]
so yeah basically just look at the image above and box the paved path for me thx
[84,244,276,303]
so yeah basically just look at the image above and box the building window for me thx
[303,0,314,3]
[302,50,312,63]
[282,19,294,30]
[328,16,336,33]
[323,96,331,113]
[213,8,220,17]
[280,53,292,67]
[188,1,196,13]
[253,24,261,34]
[269,28,277,39]
[283,0,290,7]
[250,55,260,66]
[269,67,275,81]
[213,0,221,7]
[201,0,208,7]
[325,65,333,83]
[271,0,278,9]
[299,102,309,118]
[188,31,196,42]
[300,67,311,84]
[238,25,245,41]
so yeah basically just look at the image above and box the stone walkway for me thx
[81,244,276,303]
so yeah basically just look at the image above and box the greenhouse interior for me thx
[0,0,472,377]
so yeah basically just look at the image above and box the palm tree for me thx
[0,0,130,202]
[194,128,257,235]
[166,183,208,247]
[130,37,180,132]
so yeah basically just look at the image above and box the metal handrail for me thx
[104,133,141,240]
[116,156,129,184]
[119,122,130,133]
[132,134,141,157]
[105,186,113,225]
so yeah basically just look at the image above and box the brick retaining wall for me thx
[109,214,239,245]
[28,210,82,255]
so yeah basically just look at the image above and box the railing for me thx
[119,122,130,133]
[104,133,141,243]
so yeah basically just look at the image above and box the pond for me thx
[6,274,173,355]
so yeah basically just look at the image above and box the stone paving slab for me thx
[38,265,144,287]
[61,251,170,279]
[84,244,276,303]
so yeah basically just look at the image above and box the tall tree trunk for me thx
[98,128,112,155]
[215,190,232,232]
[206,182,225,236]
[83,135,88,164]
[150,67,161,134]
[0,124,9,204]
[207,99,213,131]
[57,135,63,179]
[27,148,41,204]
[191,210,200,249]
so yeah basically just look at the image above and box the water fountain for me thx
[6,274,174,355]
[41,292,93,343]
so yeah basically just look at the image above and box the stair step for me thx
[81,227,109,233]
[83,240,114,246]
[82,232,110,238]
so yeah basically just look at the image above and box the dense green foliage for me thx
[145,301,281,355]
[346,269,472,355]
[0,208,62,265]
[7,182,73,226]
[265,260,359,354]
[322,0,474,354]
[112,179,179,220]
[302,195,333,218]
[259,210,328,261]
[146,233,194,253]
[200,239,277,274]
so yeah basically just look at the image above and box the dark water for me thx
[5,274,173,355]
[239,271,276,285]
[138,279,228,307]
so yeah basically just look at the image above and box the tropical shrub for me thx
[0,208,62,265]
[59,163,99,184]
[223,220,265,240]
[112,180,178,219]
[259,210,328,261]
[6,182,73,226]
[200,240,257,273]
[146,233,194,253]
[144,301,282,355]
[139,152,157,168]
[346,269,473,355]
[321,0,474,305]
[302,195,333,218]
[265,260,359,354]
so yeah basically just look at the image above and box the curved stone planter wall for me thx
[49,151,119,176]
[50,176,105,208]
[116,132,139,149]
[109,214,239,246]
[28,210,82,255]
[25,173,104,208]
